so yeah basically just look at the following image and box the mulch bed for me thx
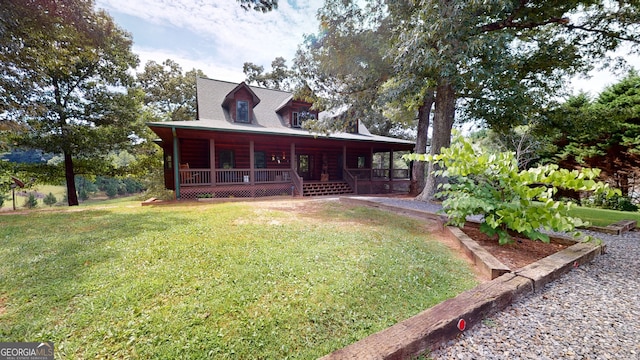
[460,226,569,270]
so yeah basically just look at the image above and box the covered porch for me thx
[153,126,415,199]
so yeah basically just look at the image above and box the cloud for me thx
[96,0,323,79]
[133,46,245,81]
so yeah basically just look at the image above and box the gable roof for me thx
[221,81,261,108]
[147,77,414,146]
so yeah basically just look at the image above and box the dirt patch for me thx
[459,226,569,270]
[0,295,6,316]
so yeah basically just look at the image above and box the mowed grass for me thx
[569,205,640,227]
[0,200,478,359]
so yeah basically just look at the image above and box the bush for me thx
[583,193,639,212]
[43,192,57,207]
[24,192,38,209]
[405,132,618,244]
[0,193,5,208]
[123,177,144,194]
[105,183,118,198]
[78,188,89,201]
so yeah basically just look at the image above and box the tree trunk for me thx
[417,80,456,202]
[409,89,434,195]
[64,151,79,206]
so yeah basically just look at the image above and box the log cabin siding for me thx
[179,139,209,168]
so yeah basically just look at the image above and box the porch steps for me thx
[303,181,353,197]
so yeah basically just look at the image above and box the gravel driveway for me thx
[429,228,640,360]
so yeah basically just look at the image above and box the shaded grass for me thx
[569,205,640,228]
[0,200,477,359]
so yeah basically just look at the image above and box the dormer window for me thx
[292,112,301,128]
[236,100,249,123]
[292,110,315,128]
[222,82,260,124]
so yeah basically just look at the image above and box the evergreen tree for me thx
[43,192,57,207]
[24,192,38,209]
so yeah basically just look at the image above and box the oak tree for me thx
[390,0,640,201]
[0,0,140,206]
[137,59,205,122]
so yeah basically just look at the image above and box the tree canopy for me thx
[0,0,141,206]
[137,59,205,122]
[299,0,640,201]
[244,57,293,91]
[538,71,640,198]
[390,0,640,200]
[238,0,277,12]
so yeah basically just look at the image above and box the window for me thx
[254,151,266,169]
[292,110,315,128]
[219,150,235,169]
[292,112,301,127]
[236,100,249,123]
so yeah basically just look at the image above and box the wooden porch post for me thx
[209,139,216,186]
[249,141,255,197]
[172,127,180,199]
[370,146,374,180]
[389,149,394,192]
[342,145,347,172]
[290,143,296,172]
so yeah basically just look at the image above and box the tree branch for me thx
[565,23,640,44]
[481,17,570,33]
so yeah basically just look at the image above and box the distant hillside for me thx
[0,149,54,164]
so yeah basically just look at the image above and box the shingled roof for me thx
[147,77,414,146]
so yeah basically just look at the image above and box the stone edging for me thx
[322,198,605,359]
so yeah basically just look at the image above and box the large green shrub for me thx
[582,193,638,212]
[406,133,617,244]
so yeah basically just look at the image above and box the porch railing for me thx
[215,169,251,184]
[372,168,410,180]
[179,168,211,186]
[343,169,358,194]
[179,168,296,186]
[392,169,410,179]
[345,168,371,181]
[291,172,303,196]
[372,168,389,179]
[254,169,293,183]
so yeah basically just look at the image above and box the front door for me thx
[297,154,312,180]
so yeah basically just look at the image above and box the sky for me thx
[95,0,639,97]
[95,0,324,83]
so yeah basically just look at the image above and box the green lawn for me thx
[0,200,478,359]
[569,205,640,227]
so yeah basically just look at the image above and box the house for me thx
[147,77,415,199]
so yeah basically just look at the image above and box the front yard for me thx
[0,199,477,358]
